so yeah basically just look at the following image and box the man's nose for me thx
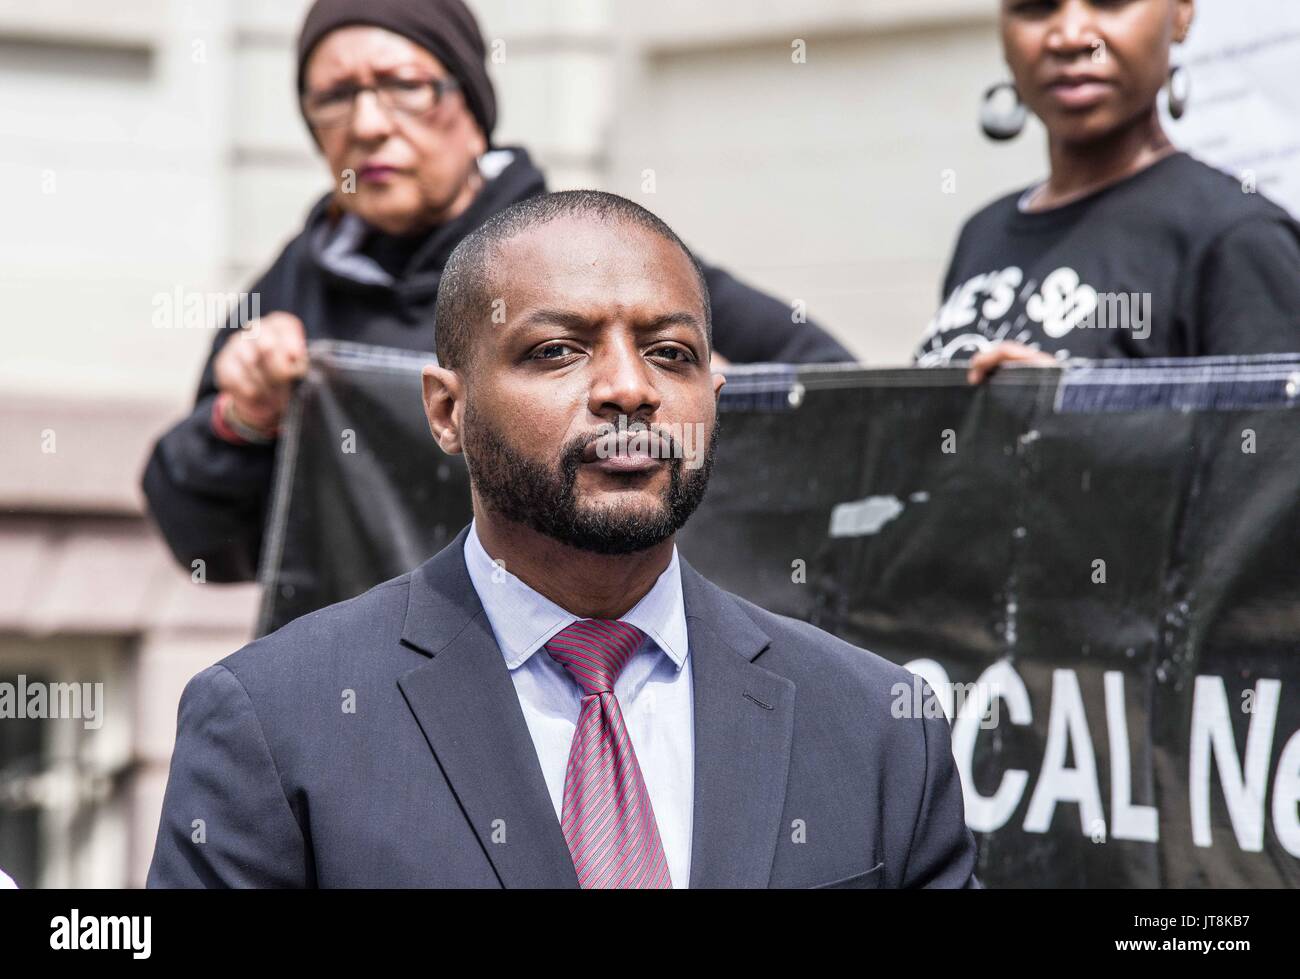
[588,344,662,420]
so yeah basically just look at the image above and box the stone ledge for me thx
[0,515,261,635]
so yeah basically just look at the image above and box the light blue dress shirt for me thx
[462,519,695,888]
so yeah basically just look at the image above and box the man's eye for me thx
[650,345,693,363]
[532,343,577,360]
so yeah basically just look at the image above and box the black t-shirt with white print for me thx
[915,152,1300,365]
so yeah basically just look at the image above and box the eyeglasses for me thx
[302,76,460,129]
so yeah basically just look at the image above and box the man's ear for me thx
[422,363,464,455]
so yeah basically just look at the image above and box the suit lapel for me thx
[395,529,797,889]
[396,526,579,888]
[681,558,796,888]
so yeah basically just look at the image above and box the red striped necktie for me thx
[545,619,672,889]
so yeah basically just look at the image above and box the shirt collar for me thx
[463,518,688,672]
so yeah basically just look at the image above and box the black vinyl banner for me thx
[258,342,1300,888]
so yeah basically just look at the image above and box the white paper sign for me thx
[1166,0,1300,217]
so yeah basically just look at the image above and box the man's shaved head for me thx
[434,189,712,371]
[420,187,725,560]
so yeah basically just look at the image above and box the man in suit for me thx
[148,190,980,888]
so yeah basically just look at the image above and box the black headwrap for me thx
[297,0,497,141]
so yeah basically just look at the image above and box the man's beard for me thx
[460,405,719,555]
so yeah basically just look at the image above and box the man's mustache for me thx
[570,418,710,471]
[584,424,671,463]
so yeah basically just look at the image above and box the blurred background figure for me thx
[2,0,1298,888]
[141,0,855,587]
[917,0,1300,382]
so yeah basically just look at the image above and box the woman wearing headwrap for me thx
[916,0,1300,382]
[144,0,853,582]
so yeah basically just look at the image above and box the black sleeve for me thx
[700,262,856,364]
[939,218,971,302]
[1194,216,1300,356]
[140,258,296,583]
[913,215,972,365]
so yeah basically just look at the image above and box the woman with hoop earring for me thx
[915,0,1300,382]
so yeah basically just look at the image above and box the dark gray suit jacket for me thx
[147,525,980,888]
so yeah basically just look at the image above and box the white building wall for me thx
[0,0,234,406]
